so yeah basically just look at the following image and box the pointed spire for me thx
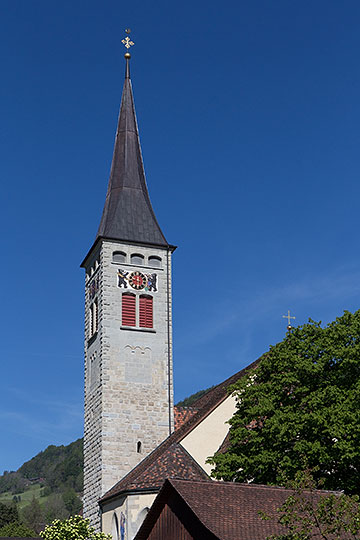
[96,52,168,247]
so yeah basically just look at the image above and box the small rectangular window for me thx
[122,294,136,326]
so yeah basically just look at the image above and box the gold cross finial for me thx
[282,310,296,331]
[122,29,134,50]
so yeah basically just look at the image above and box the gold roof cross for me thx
[122,29,134,50]
[282,310,296,331]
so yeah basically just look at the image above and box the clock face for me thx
[128,271,147,290]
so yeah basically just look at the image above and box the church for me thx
[81,43,266,539]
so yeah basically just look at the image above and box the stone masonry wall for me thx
[83,240,174,530]
[83,246,102,529]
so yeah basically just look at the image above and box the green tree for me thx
[209,310,360,494]
[44,494,69,523]
[22,497,44,533]
[0,502,19,527]
[0,521,36,537]
[62,488,82,515]
[40,515,111,540]
[41,486,52,497]
[0,472,26,495]
[261,471,360,540]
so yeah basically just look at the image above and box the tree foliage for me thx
[40,516,111,540]
[0,502,19,528]
[62,488,82,514]
[209,311,360,494]
[22,497,44,533]
[261,471,360,540]
[175,386,214,407]
[0,521,36,537]
[0,472,26,496]
[43,494,69,523]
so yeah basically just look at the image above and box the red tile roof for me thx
[174,406,198,430]
[100,359,259,503]
[135,479,338,540]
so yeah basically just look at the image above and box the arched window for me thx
[137,441,142,453]
[93,299,98,334]
[136,508,149,531]
[122,293,136,327]
[148,256,161,267]
[139,295,153,329]
[89,306,93,337]
[131,253,144,265]
[113,251,126,263]
[89,300,98,338]
[112,513,119,540]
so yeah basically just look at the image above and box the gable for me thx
[135,484,219,540]
[180,394,237,475]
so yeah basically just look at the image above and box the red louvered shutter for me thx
[139,296,153,328]
[122,294,136,326]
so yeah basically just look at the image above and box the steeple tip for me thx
[95,28,169,248]
[122,29,134,80]
[124,54,131,79]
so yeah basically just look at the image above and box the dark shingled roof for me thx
[96,58,168,247]
[135,479,337,540]
[100,358,260,503]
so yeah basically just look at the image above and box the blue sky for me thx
[2,0,360,471]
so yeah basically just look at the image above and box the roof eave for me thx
[99,486,160,507]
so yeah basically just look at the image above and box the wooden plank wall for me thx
[148,503,193,540]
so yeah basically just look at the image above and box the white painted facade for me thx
[180,395,237,475]
[102,493,157,540]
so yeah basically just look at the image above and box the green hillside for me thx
[0,484,44,511]
[0,439,83,497]
[0,388,208,528]
[0,439,83,530]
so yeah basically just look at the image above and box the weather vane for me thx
[282,310,295,331]
[122,28,134,51]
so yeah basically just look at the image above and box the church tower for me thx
[81,48,175,528]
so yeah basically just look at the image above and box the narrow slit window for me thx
[139,295,153,329]
[89,306,93,338]
[122,294,136,327]
[89,300,98,338]
[93,299,98,334]
[137,441,142,453]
